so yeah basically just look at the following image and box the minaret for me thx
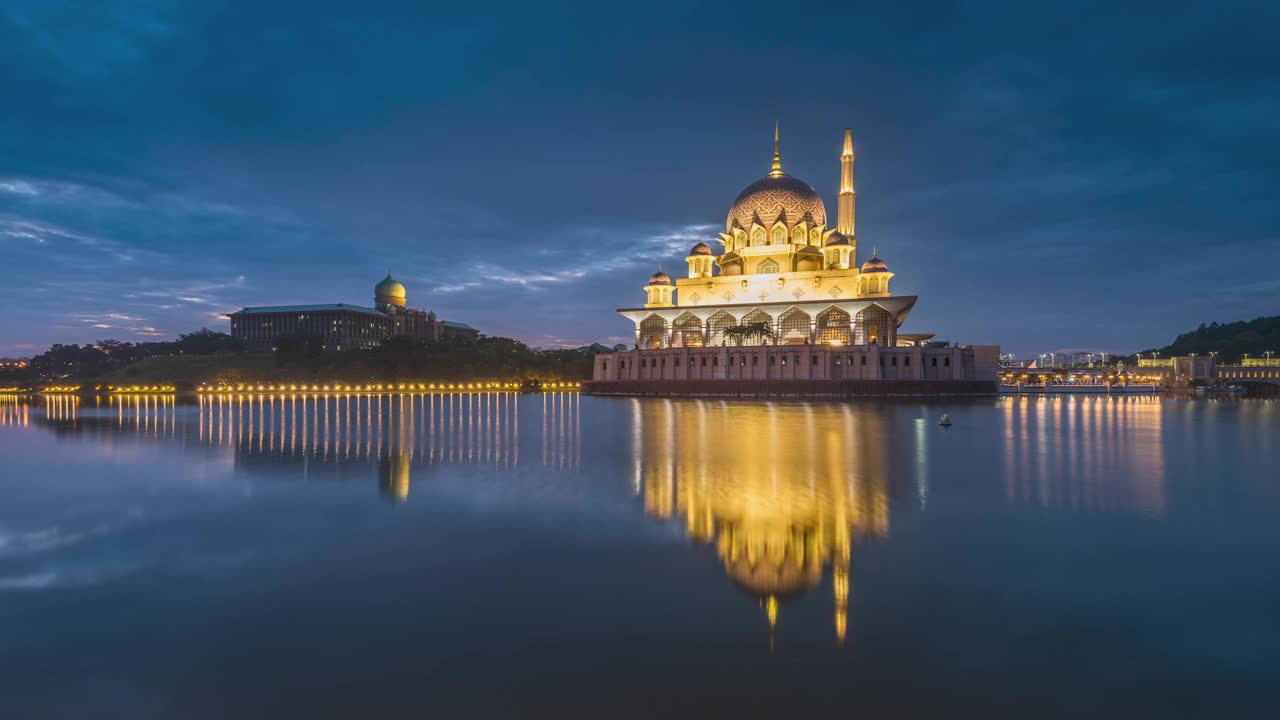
[838,129,856,240]
[768,122,784,178]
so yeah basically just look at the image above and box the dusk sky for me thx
[2,1,1277,358]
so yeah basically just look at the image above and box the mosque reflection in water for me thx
[630,399,890,646]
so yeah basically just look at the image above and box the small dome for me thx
[648,268,672,286]
[796,245,822,256]
[860,255,889,274]
[689,241,713,256]
[375,273,407,306]
[824,232,849,247]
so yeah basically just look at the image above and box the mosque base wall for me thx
[587,345,998,396]
[582,378,997,397]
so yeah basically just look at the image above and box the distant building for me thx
[228,273,477,352]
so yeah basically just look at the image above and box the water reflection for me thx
[1001,395,1167,516]
[631,399,890,647]
[6,393,582,502]
[0,394,29,427]
[199,392,580,501]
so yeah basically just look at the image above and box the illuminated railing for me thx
[195,381,581,394]
[998,373,1166,385]
[40,385,82,393]
[103,385,177,393]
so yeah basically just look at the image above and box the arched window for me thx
[756,258,779,274]
[791,226,806,244]
[638,315,667,349]
[707,311,736,347]
[771,226,786,244]
[751,228,766,246]
[810,228,821,245]
[740,309,773,346]
[856,306,892,346]
[816,307,852,345]
[674,313,703,348]
[777,308,811,344]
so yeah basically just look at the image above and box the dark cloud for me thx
[1,0,1277,356]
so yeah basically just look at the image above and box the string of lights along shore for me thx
[587,125,1000,393]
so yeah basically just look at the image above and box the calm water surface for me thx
[1,393,1277,718]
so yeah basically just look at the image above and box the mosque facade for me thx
[228,273,477,352]
[588,126,998,393]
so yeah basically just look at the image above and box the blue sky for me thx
[2,1,1277,358]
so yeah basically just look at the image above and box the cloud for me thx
[1,1,1278,357]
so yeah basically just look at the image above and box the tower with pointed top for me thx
[768,122,784,178]
[838,128,856,245]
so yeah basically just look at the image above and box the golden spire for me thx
[834,564,849,646]
[766,594,779,654]
[842,128,854,157]
[769,122,784,177]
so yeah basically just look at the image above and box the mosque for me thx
[229,273,477,352]
[587,126,998,392]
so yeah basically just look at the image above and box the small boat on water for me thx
[937,414,952,426]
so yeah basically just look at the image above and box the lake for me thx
[1,392,1277,718]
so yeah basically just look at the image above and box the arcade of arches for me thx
[632,303,900,350]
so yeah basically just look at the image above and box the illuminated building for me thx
[589,126,999,390]
[228,273,477,351]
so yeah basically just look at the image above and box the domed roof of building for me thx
[824,231,849,247]
[860,254,889,273]
[689,241,713,256]
[721,545,822,599]
[725,126,827,233]
[648,267,672,285]
[375,273,407,299]
[726,174,827,234]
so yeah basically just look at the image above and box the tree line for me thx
[2,328,600,385]
[1129,315,1280,364]
[4,329,245,382]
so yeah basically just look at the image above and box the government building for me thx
[229,273,477,352]
[586,126,998,395]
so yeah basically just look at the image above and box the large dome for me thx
[726,173,827,233]
[374,273,407,307]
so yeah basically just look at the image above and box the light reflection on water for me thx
[630,399,889,646]
[1001,395,1167,516]
[1,392,1278,715]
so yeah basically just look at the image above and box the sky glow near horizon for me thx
[1,1,1278,358]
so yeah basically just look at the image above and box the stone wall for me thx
[592,345,996,384]
[582,378,997,397]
